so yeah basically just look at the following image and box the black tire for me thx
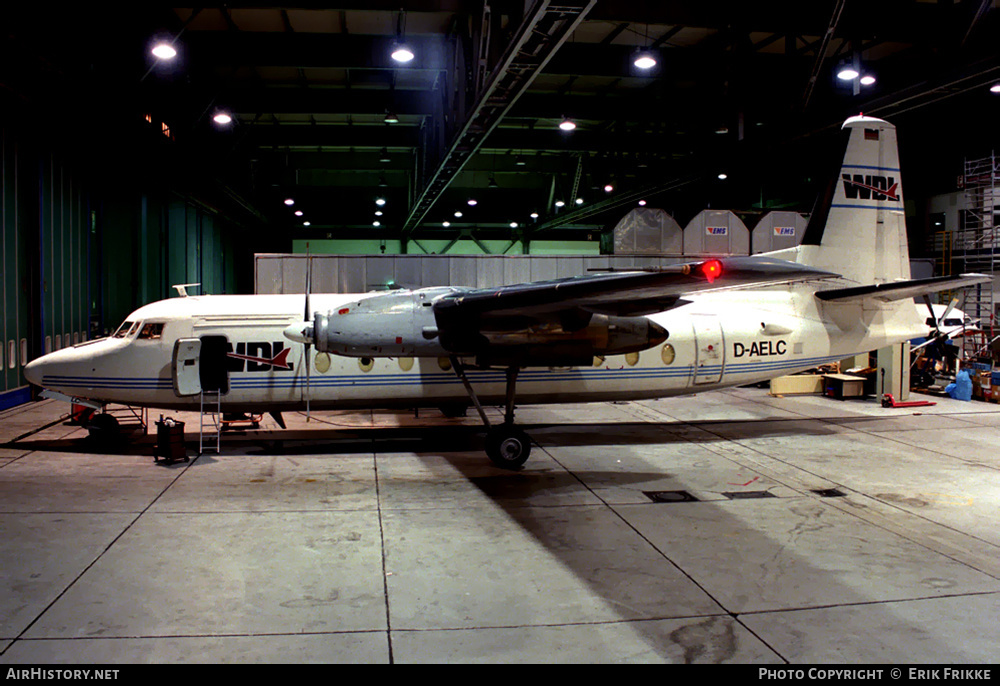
[485,426,532,469]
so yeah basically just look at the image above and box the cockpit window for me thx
[138,322,165,340]
[113,321,136,338]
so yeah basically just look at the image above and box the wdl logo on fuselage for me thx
[226,342,293,372]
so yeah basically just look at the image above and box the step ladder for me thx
[199,390,222,454]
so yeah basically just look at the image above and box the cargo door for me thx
[172,338,202,396]
[693,315,724,384]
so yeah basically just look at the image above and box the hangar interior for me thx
[1,2,1000,664]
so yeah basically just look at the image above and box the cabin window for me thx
[138,322,165,340]
[113,321,136,338]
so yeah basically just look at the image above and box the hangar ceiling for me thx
[4,2,999,251]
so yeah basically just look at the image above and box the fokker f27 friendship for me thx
[25,116,989,467]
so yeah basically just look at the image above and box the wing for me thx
[433,256,838,339]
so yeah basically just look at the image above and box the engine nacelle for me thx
[312,287,454,357]
[472,314,667,367]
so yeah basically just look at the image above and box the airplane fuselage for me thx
[26,285,921,413]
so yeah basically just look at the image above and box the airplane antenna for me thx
[172,283,201,297]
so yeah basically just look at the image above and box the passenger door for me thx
[172,338,202,396]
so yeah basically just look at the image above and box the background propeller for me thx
[913,296,961,352]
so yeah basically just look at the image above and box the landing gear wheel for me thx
[485,426,532,469]
[86,413,120,448]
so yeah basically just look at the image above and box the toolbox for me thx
[154,416,189,464]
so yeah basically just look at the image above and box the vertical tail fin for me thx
[796,115,910,285]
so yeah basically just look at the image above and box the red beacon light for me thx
[701,259,723,283]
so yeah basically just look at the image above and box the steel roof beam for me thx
[400,0,597,236]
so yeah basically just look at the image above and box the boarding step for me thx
[199,390,222,454]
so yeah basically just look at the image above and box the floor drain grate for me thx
[812,488,847,498]
[644,490,699,503]
[722,490,776,500]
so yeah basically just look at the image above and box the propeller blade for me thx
[304,255,312,322]
[303,253,313,422]
[940,297,959,326]
[305,342,312,422]
[921,295,941,338]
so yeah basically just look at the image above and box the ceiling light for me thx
[284,198,295,206]
[718,173,728,180]
[515,156,527,166]
[390,43,415,63]
[379,148,391,163]
[575,198,584,205]
[604,184,614,193]
[558,117,576,132]
[212,112,232,125]
[638,200,647,206]
[990,83,1000,94]
[294,210,303,217]
[488,176,499,189]
[375,197,386,206]
[442,221,451,227]
[151,42,177,60]
[375,210,383,217]
[860,74,876,86]
[373,221,381,227]
[454,211,463,218]
[530,212,539,219]
[510,222,518,228]
[837,64,860,80]
[555,200,565,208]
[384,112,400,124]
[467,198,478,206]
[303,221,311,226]
[632,49,657,70]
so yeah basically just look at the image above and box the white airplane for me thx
[24,115,989,468]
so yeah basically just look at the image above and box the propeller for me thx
[913,296,962,353]
[304,256,312,422]
[282,254,320,422]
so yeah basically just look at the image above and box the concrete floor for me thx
[0,387,998,664]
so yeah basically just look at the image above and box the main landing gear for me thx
[450,357,531,469]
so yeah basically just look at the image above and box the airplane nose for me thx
[24,357,44,386]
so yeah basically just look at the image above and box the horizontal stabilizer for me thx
[815,274,991,303]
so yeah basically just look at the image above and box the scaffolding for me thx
[958,153,998,361]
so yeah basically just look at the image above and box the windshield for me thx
[112,321,140,339]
